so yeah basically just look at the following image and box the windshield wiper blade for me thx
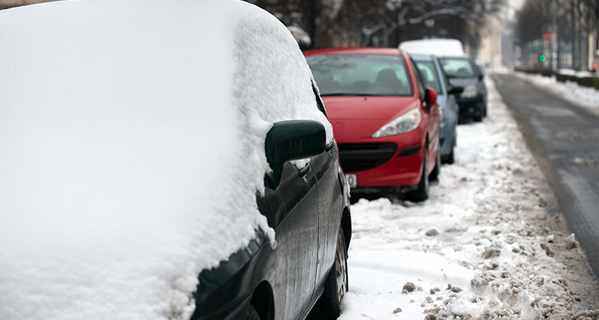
[320,93,381,97]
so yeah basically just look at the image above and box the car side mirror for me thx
[265,120,326,188]
[447,86,463,96]
[424,87,437,113]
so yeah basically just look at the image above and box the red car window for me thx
[306,54,413,97]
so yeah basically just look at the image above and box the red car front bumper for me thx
[338,127,426,191]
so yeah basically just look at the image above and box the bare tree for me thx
[374,0,506,47]
[516,0,598,70]
[247,0,507,50]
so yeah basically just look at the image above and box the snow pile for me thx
[557,69,597,78]
[339,75,599,319]
[0,0,329,319]
[511,71,599,116]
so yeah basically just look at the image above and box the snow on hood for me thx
[0,1,331,319]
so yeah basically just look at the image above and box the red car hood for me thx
[322,96,420,141]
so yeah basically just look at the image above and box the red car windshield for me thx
[306,54,413,97]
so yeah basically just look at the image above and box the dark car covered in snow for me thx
[0,1,351,320]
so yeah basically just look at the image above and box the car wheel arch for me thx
[250,281,274,320]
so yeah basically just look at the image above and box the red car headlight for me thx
[372,108,421,138]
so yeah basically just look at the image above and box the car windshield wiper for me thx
[320,93,383,97]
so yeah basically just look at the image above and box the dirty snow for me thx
[339,74,599,320]
[557,69,596,78]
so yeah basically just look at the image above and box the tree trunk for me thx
[578,0,586,70]
[586,2,591,69]
[596,0,599,62]
[309,0,317,49]
[570,0,578,69]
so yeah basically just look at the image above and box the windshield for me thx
[439,57,476,78]
[414,61,441,93]
[306,54,413,96]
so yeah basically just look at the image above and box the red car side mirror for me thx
[424,87,437,112]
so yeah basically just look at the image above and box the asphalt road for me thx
[492,73,599,277]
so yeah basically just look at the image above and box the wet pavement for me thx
[492,73,599,277]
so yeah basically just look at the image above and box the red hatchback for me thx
[305,48,441,202]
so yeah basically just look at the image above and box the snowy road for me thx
[338,74,599,320]
[492,72,599,279]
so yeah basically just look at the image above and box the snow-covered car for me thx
[411,54,459,164]
[304,48,442,202]
[0,1,351,320]
[399,39,488,122]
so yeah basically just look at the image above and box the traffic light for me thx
[539,55,546,62]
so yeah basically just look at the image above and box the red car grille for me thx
[338,143,397,172]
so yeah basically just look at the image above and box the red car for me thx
[305,48,441,202]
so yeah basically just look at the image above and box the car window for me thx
[409,58,426,101]
[306,54,413,97]
[439,57,476,78]
[438,62,452,90]
[414,61,441,93]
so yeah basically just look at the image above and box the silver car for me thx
[411,54,459,164]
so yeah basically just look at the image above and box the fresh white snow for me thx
[0,1,331,319]
[339,74,599,320]
[2,1,598,319]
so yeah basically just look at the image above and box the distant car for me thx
[0,1,351,320]
[438,56,487,122]
[399,39,487,122]
[411,54,459,164]
[305,48,442,202]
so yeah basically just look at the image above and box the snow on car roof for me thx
[400,39,467,57]
[0,0,331,319]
